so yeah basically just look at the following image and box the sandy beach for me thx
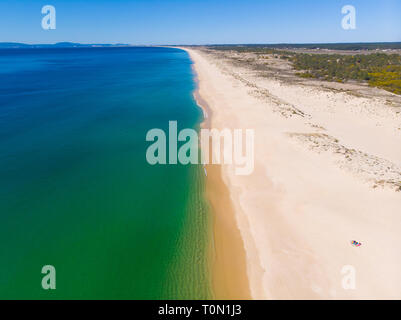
[193,74,251,300]
[182,47,401,299]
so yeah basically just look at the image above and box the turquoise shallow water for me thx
[0,47,212,299]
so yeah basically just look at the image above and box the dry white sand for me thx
[182,47,401,300]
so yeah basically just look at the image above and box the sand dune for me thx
[182,47,401,299]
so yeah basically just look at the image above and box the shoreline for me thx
[180,46,401,299]
[183,47,252,299]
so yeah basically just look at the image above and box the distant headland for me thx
[0,42,132,48]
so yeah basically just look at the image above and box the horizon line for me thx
[1,40,401,47]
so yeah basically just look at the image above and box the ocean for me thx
[0,47,212,299]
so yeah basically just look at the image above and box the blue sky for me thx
[0,0,400,44]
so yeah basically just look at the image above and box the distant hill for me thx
[0,42,32,48]
[0,42,131,48]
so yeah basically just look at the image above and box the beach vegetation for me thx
[209,46,401,95]
[289,53,401,94]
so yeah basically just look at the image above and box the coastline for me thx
[180,46,401,299]
[183,47,252,299]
